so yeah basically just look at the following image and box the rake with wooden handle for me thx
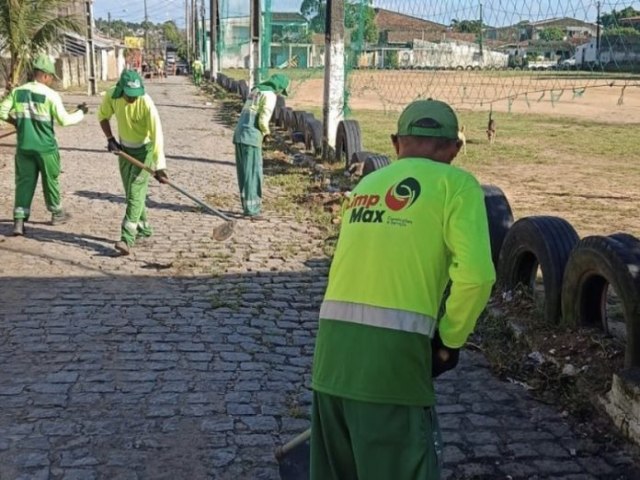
[275,428,311,460]
[114,150,235,241]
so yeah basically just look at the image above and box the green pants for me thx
[14,149,62,220]
[118,145,154,246]
[310,391,442,480]
[234,143,262,216]
[194,71,202,86]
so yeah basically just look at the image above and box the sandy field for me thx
[287,70,640,122]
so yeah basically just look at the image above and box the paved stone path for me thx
[0,76,639,479]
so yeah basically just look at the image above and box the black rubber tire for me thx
[304,118,323,155]
[275,98,287,127]
[238,80,249,101]
[283,108,295,131]
[217,73,227,87]
[274,96,286,125]
[350,151,373,165]
[228,79,238,93]
[497,216,580,324]
[482,184,515,268]
[335,119,363,167]
[561,235,640,368]
[609,233,640,258]
[293,110,311,134]
[362,154,391,177]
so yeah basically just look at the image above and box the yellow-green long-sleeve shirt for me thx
[232,89,277,146]
[97,86,166,170]
[0,81,84,152]
[312,157,495,406]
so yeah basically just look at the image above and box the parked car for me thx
[175,61,189,75]
[560,57,577,69]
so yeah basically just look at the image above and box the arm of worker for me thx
[0,90,16,126]
[97,89,122,152]
[50,91,84,126]
[144,96,168,182]
[257,91,277,138]
[440,181,496,349]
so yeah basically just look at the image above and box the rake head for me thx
[212,220,235,241]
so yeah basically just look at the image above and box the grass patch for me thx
[293,106,640,237]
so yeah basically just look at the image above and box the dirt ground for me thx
[287,70,640,122]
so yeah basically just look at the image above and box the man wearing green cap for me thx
[0,54,88,236]
[97,69,169,256]
[232,74,289,218]
[310,99,496,479]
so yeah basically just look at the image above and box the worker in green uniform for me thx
[192,59,204,86]
[232,74,289,218]
[0,55,87,236]
[310,99,496,480]
[97,69,169,256]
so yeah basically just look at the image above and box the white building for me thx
[575,37,640,66]
[410,40,509,69]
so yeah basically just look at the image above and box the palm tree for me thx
[0,0,82,90]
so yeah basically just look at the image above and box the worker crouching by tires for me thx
[310,99,496,480]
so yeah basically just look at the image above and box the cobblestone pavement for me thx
[0,76,639,479]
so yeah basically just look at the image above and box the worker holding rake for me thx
[232,73,289,218]
[97,69,169,256]
[310,100,496,479]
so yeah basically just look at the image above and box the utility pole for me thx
[479,2,484,57]
[209,0,218,80]
[192,0,197,57]
[85,0,97,95]
[201,0,206,67]
[322,0,345,159]
[261,0,272,79]
[186,0,191,66]
[143,0,149,53]
[249,0,261,87]
[107,12,111,38]
[596,1,601,64]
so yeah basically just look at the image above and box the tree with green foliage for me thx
[601,6,640,30]
[162,21,188,59]
[451,19,482,34]
[300,0,378,44]
[0,0,82,89]
[538,27,565,41]
[603,26,640,37]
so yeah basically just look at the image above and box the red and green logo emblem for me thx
[385,177,421,211]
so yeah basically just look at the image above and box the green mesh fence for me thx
[219,0,640,119]
[345,0,640,115]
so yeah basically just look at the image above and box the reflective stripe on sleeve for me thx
[319,300,437,337]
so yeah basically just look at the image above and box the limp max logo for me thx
[385,177,421,211]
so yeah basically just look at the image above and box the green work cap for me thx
[397,99,459,140]
[32,54,59,79]
[119,69,145,97]
[265,74,290,97]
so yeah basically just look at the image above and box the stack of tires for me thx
[488,188,640,368]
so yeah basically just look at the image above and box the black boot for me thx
[13,219,24,236]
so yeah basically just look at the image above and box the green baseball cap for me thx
[119,70,145,97]
[397,99,459,140]
[32,54,58,79]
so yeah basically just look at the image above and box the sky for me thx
[93,0,640,29]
